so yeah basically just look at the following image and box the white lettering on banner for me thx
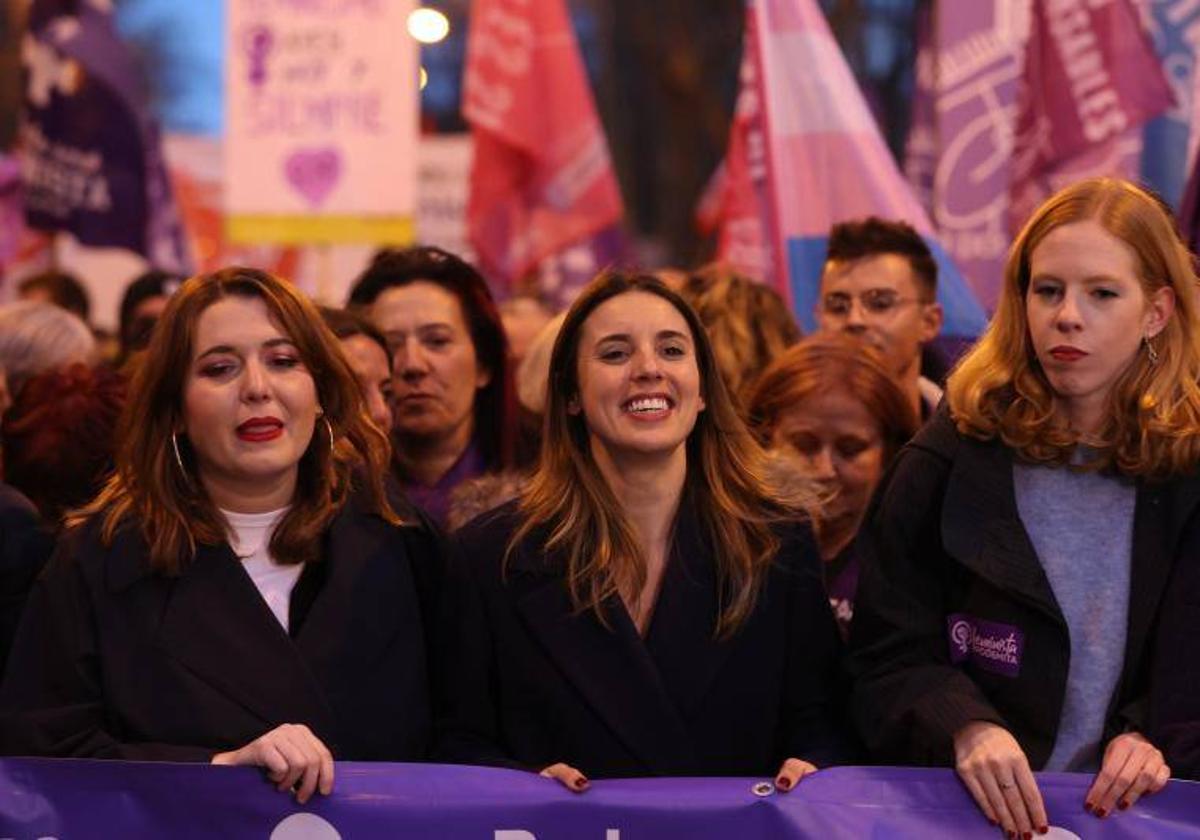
[493,831,621,839]
[1044,0,1128,142]
[542,132,609,210]
[19,123,112,216]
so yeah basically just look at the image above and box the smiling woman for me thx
[436,271,855,790]
[0,267,439,803]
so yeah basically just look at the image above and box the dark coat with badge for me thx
[0,495,440,762]
[848,407,1196,769]
[433,498,854,778]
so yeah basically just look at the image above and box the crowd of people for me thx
[0,177,1197,838]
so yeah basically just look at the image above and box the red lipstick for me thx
[237,416,283,442]
[1049,345,1088,362]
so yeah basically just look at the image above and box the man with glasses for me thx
[816,217,945,420]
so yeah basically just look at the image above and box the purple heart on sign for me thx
[284,147,342,208]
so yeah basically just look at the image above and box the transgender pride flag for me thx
[713,0,986,337]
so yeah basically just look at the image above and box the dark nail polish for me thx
[1084,801,1095,813]
[776,778,790,790]
[1118,799,1130,810]
[1038,826,1049,835]
[1023,832,1032,840]
[1096,808,1108,819]
[573,777,587,789]
[988,818,998,827]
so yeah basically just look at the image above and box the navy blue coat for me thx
[434,499,853,777]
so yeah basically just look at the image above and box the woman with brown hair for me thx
[746,334,918,639]
[0,268,436,803]
[849,178,1200,837]
[436,272,851,790]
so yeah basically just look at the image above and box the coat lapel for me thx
[642,507,735,718]
[940,437,1065,625]
[509,541,697,775]
[153,540,337,737]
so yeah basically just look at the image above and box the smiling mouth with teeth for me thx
[625,396,672,413]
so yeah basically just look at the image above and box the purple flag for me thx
[1009,0,1173,233]
[20,0,190,271]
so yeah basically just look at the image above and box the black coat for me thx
[849,409,1195,769]
[434,500,853,778]
[0,483,53,677]
[1147,479,1200,779]
[0,497,439,762]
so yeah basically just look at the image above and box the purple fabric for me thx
[400,441,485,528]
[947,613,1026,678]
[2,759,1199,838]
[824,548,859,641]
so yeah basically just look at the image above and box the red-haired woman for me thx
[746,334,917,639]
[849,179,1200,836]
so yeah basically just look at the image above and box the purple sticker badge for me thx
[947,614,1024,678]
[284,147,342,208]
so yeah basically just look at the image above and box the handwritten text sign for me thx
[225,0,417,244]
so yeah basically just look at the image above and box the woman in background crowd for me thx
[679,262,801,409]
[746,334,917,639]
[117,270,180,367]
[849,178,1200,837]
[437,272,850,789]
[319,306,394,434]
[0,268,436,803]
[349,246,516,526]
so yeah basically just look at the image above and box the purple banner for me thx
[2,759,1199,838]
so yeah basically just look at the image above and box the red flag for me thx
[699,15,778,287]
[1009,0,1172,232]
[463,0,624,285]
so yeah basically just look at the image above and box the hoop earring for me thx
[323,416,335,450]
[171,432,190,482]
[1144,334,1160,365]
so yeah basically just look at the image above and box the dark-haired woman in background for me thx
[436,272,850,790]
[349,246,516,526]
[746,334,917,639]
[0,268,435,804]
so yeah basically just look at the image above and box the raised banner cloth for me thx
[2,760,1199,839]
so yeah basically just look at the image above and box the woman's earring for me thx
[1144,334,1160,365]
[171,432,189,482]
[324,416,335,450]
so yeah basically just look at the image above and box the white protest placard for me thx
[225,0,418,244]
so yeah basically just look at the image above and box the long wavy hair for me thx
[510,272,819,638]
[947,178,1200,477]
[71,267,400,573]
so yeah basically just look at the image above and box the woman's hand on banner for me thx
[1085,731,1169,818]
[774,757,818,791]
[954,720,1048,838]
[211,723,335,804]
[540,762,589,793]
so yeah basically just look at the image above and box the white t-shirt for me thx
[221,507,302,632]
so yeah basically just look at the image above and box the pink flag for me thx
[704,0,986,337]
[1009,0,1172,231]
[463,0,624,286]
